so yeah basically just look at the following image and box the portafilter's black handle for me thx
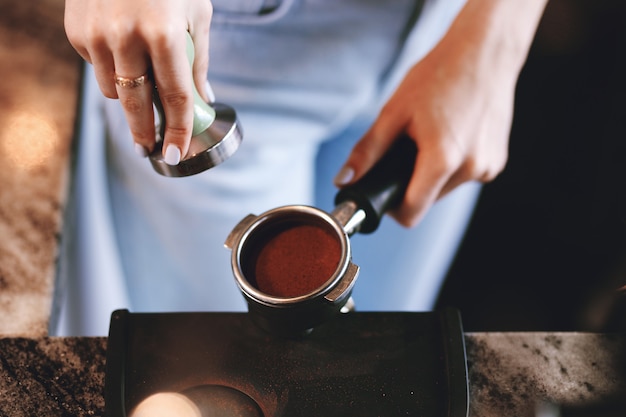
[334,134,417,234]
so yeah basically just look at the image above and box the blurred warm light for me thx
[1,110,60,171]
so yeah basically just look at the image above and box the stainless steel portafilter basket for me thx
[225,204,360,337]
[225,135,418,337]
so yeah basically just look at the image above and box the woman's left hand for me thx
[334,0,548,227]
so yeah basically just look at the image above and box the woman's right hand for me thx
[64,0,213,165]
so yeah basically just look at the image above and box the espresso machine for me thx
[105,309,469,417]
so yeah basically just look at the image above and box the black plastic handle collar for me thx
[334,134,417,234]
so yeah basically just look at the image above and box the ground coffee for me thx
[248,223,342,298]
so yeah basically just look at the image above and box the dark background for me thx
[436,0,626,332]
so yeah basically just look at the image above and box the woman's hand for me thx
[64,0,213,164]
[335,0,548,227]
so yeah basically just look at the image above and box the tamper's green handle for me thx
[154,32,216,139]
[185,32,216,135]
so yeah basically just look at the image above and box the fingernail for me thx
[134,143,149,158]
[164,145,181,166]
[334,166,354,186]
[205,80,216,103]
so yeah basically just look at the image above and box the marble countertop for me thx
[0,0,81,336]
[0,333,624,416]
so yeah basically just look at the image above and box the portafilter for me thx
[224,134,417,336]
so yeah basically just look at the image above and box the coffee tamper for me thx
[149,33,243,177]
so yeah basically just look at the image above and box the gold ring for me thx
[114,73,150,88]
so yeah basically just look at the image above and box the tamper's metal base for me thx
[149,102,242,177]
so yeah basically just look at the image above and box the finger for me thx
[435,169,470,203]
[435,131,509,201]
[113,44,155,157]
[67,42,92,66]
[149,33,193,165]
[63,0,92,63]
[333,111,405,187]
[90,45,118,99]
[389,149,452,227]
[436,157,505,202]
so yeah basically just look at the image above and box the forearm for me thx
[444,0,549,77]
